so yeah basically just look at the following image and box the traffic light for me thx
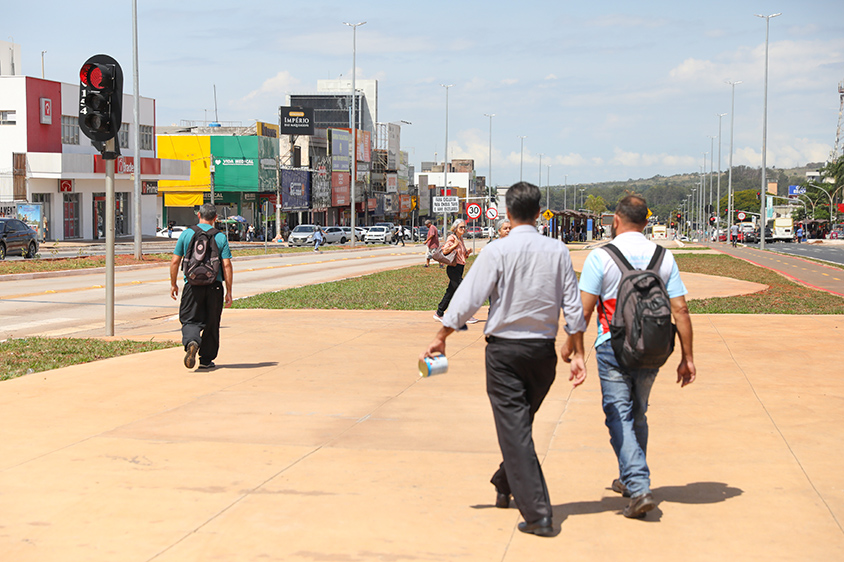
[676,212,682,220]
[756,191,760,200]
[709,216,716,225]
[78,54,123,149]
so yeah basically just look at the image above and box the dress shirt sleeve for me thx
[560,252,587,335]
[441,250,498,330]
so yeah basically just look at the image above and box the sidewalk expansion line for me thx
[147,329,435,562]
[706,315,844,535]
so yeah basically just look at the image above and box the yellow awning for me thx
[164,193,204,207]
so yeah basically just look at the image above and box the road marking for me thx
[2,317,77,332]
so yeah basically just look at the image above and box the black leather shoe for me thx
[518,516,554,537]
[611,478,631,498]
[623,493,656,519]
[495,492,510,508]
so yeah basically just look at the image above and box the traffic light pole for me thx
[105,137,116,336]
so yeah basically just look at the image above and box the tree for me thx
[584,194,608,214]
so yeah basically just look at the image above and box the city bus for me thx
[600,214,614,239]
[645,224,668,240]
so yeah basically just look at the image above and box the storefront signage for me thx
[40,98,52,125]
[141,181,158,195]
[279,106,315,136]
[59,179,73,193]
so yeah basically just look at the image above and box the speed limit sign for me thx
[467,203,482,220]
[737,211,746,220]
[486,207,498,220]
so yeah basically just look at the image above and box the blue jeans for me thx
[595,340,658,498]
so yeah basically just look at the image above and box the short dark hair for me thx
[198,204,217,221]
[505,182,541,222]
[615,195,648,226]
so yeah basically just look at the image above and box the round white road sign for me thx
[467,203,482,220]
[737,211,746,220]
[486,207,498,220]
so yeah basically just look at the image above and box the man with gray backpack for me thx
[564,195,696,519]
[170,204,233,370]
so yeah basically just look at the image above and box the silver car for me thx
[288,224,320,247]
[364,226,393,244]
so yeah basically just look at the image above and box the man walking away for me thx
[730,223,739,247]
[424,219,439,267]
[421,182,587,537]
[572,195,695,519]
[170,204,233,370]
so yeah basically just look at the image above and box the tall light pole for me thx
[756,12,781,250]
[344,21,366,247]
[564,175,568,210]
[708,135,716,240]
[726,80,742,238]
[518,136,527,181]
[441,84,453,235]
[716,113,727,240]
[579,188,585,210]
[132,0,142,259]
[691,188,697,238]
[484,113,494,208]
[538,153,544,206]
[40,50,46,79]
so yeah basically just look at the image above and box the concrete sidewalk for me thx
[2,296,844,560]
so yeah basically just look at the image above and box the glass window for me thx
[0,110,16,125]
[63,193,81,239]
[139,125,154,150]
[61,116,80,145]
[118,123,130,149]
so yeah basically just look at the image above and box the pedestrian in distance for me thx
[424,220,440,268]
[170,204,234,371]
[433,218,477,324]
[313,223,325,252]
[796,225,803,244]
[730,223,739,247]
[497,219,511,239]
[568,194,696,520]
[421,182,587,537]
[395,225,405,246]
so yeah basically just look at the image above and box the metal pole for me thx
[717,113,726,241]
[518,136,526,181]
[757,13,781,250]
[41,50,45,79]
[105,138,116,336]
[132,0,142,259]
[708,136,715,240]
[727,80,741,238]
[344,21,365,248]
[441,84,453,237]
[484,113,494,202]
[538,153,544,208]
[564,175,567,210]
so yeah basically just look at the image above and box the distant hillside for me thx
[543,163,823,221]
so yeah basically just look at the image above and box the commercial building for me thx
[0,42,189,240]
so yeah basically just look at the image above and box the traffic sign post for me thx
[486,207,498,220]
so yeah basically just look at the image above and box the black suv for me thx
[0,217,39,259]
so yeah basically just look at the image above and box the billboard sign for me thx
[386,173,398,193]
[279,107,314,136]
[433,196,459,213]
[329,129,351,173]
[331,171,350,206]
[312,156,331,210]
[256,121,279,138]
[788,185,806,197]
[281,168,311,211]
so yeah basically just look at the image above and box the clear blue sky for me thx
[6,0,844,185]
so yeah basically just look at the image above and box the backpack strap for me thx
[602,243,634,271]
[646,244,666,272]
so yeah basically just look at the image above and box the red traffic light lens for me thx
[89,66,104,89]
[80,64,93,86]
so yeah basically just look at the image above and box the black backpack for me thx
[182,225,222,286]
[598,244,675,370]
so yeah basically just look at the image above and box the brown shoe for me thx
[611,478,631,498]
[623,493,656,519]
[184,341,199,369]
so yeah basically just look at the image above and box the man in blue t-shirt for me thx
[170,204,233,370]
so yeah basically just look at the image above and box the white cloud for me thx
[545,74,558,80]
[609,148,698,168]
[501,78,518,86]
[240,71,301,102]
[734,137,832,168]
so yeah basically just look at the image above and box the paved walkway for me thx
[2,258,843,560]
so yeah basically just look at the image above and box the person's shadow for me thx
[472,482,743,530]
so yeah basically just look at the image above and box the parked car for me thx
[340,226,365,242]
[415,226,429,241]
[364,226,393,244]
[482,226,495,238]
[465,226,483,238]
[0,217,39,259]
[288,224,321,246]
[322,226,346,244]
[156,225,189,239]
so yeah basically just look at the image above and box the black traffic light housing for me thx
[709,216,716,224]
[78,54,123,158]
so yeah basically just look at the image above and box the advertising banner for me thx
[788,185,807,197]
[210,136,259,192]
[281,169,311,211]
[386,173,398,193]
[312,156,331,210]
[387,123,400,170]
[400,194,412,213]
[417,175,430,214]
[358,130,371,162]
[329,129,351,174]
[331,171,350,206]
[279,107,315,136]
[16,203,44,238]
[256,121,279,138]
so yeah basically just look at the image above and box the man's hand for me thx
[170,283,179,300]
[569,355,587,388]
[224,291,233,308]
[677,358,696,387]
[420,326,453,362]
[559,339,573,363]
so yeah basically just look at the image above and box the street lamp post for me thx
[518,136,527,181]
[717,113,727,241]
[344,21,366,248]
[726,80,742,239]
[756,12,781,250]
[441,84,453,236]
[579,188,585,210]
[538,153,544,206]
[484,113,494,212]
[708,135,716,240]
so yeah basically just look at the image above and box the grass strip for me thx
[0,337,179,382]
[674,253,844,314]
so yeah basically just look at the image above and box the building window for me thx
[61,116,79,145]
[139,125,154,151]
[118,123,130,149]
[1,110,17,125]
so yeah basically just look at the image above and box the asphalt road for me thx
[739,241,844,266]
[0,244,435,340]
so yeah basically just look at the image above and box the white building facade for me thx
[0,65,188,240]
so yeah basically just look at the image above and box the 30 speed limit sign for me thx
[486,207,498,220]
[467,203,482,220]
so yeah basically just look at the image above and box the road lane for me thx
[0,245,435,340]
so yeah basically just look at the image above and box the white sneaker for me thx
[467,317,479,324]
[433,314,443,322]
